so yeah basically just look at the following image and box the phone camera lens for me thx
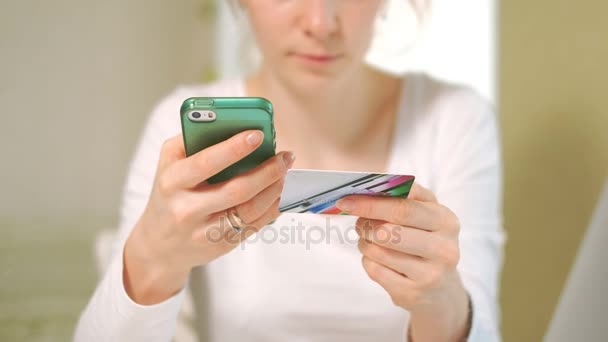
[192,112,202,119]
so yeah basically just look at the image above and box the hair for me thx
[409,0,430,21]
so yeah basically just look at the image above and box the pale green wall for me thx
[500,0,608,340]
[0,1,214,340]
[0,0,213,222]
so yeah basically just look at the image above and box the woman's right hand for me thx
[123,130,294,305]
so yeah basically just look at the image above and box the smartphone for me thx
[180,97,276,184]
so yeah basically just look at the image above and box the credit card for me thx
[278,169,415,215]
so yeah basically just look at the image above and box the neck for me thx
[246,64,403,158]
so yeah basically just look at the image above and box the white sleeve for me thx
[433,89,506,341]
[74,89,188,342]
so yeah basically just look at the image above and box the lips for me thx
[290,52,342,64]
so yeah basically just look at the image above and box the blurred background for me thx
[1,0,606,341]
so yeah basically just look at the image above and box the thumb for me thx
[408,182,437,203]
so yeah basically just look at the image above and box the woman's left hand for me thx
[336,182,471,342]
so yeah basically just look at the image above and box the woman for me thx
[75,0,505,341]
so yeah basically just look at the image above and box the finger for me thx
[231,177,284,224]
[355,219,447,260]
[242,197,282,233]
[358,238,426,281]
[155,152,289,226]
[158,134,186,168]
[200,198,281,247]
[338,195,446,231]
[192,209,247,248]
[361,256,415,306]
[170,130,265,189]
[198,151,293,214]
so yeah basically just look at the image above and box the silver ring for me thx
[226,207,245,233]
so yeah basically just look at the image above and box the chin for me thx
[279,62,349,95]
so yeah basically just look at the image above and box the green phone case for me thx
[180,97,276,184]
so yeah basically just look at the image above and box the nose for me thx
[301,0,339,41]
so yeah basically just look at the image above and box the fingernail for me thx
[246,131,262,146]
[282,152,296,168]
[336,198,354,212]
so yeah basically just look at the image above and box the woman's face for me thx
[241,0,384,87]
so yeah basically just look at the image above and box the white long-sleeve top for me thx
[74,73,506,342]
